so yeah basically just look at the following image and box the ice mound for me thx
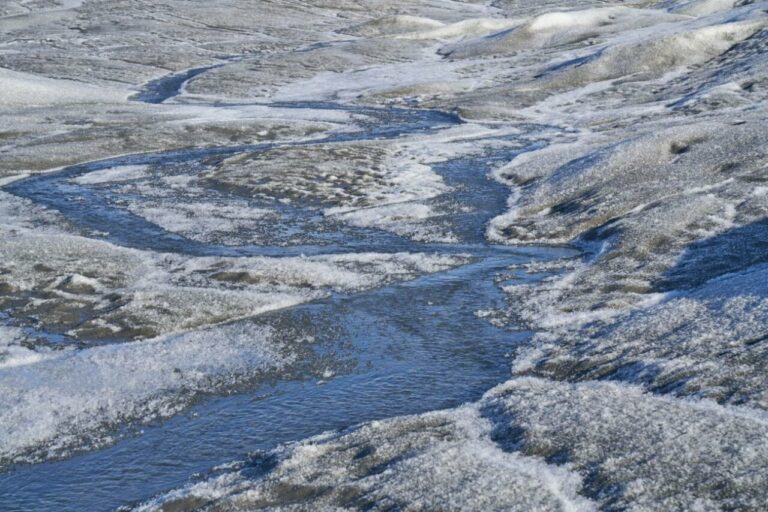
[341,15,446,37]
[490,116,768,417]
[0,322,287,466]
[133,407,595,511]
[440,7,684,58]
[483,377,768,510]
[658,26,768,111]
[492,116,768,318]
[477,0,768,412]
[544,19,766,89]
[491,120,768,244]
[0,67,124,106]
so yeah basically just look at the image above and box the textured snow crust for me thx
[134,406,596,512]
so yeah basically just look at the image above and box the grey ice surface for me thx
[1,0,768,510]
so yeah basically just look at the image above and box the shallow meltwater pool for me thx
[0,98,576,511]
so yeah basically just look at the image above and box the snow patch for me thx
[0,67,125,106]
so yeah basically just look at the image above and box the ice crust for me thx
[136,377,768,511]
[482,378,768,510]
[134,406,596,512]
[209,140,449,223]
[0,322,286,466]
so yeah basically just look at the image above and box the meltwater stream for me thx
[0,81,575,511]
[3,103,463,258]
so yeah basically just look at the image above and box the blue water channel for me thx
[0,70,575,511]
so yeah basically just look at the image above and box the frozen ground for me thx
[1,0,768,510]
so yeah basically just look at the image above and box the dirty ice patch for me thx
[396,18,521,41]
[164,103,358,131]
[132,202,274,246]
[180,251,472,292]
[341,15,446,37]
[332,202,458,243]
[272,54,467,102]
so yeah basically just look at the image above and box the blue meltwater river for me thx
[0,73,576,511]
